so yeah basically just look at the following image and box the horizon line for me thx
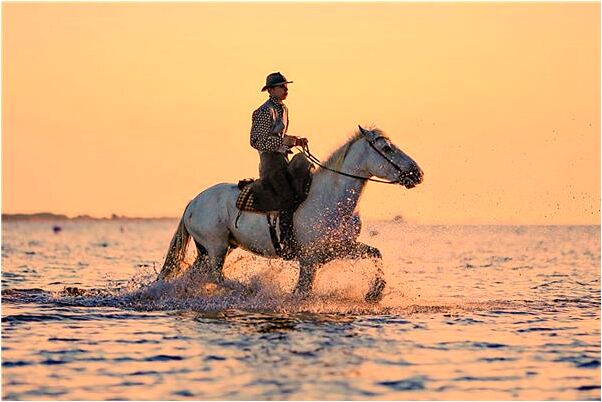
[1,211,599,226]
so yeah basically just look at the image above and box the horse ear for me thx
[358,125,366,135]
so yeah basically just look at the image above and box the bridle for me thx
[298,133,417,185]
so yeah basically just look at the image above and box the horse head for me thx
[357,125,424,189]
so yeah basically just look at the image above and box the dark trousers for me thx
[252,152,296,212]
[252,151,314,256]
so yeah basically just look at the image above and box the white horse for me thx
[158,126,423,302]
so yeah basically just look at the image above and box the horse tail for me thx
[157,211,191,281]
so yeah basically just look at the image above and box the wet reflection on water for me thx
[2,221,600,400]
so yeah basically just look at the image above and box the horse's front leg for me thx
[346,241,386,303]
[346,241,382,260]
[293,261,317,297]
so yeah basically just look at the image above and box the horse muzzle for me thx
[399,168,423,189]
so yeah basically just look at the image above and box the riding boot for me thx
[279,207,296,260]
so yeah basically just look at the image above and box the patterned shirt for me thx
[250,95,289,153]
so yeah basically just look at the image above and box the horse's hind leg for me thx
[206,246,229,283]
[192,238,229,283]
[190,240,208,272]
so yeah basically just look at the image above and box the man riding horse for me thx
[249,72,309,255]
[156,72,424,302]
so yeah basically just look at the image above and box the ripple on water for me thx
[478,356,518,362]
[41,359,69,366]
[378,376,428,391]
[145,354,184,362]
[576,385,601,391]
[204,355,227,361]
[420,340,510,351]
[173,390,196,397]
[2,361,31,368]
[114,338,161,344]
[553,356,601,369]
[453,375,522,382]
[47,337,83,342]
[374,357,414,366]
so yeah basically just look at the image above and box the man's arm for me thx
[250,108,284,152]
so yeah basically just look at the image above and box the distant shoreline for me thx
[1,213,599,226]
[1,213,177,221]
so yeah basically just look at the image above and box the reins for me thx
[297,139,405,185]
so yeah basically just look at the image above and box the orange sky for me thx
[2,2,600,224]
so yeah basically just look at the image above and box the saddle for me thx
[235,153,314,260]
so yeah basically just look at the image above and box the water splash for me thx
[3,254,523,316]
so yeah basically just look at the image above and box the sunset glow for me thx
[2,2,600,224]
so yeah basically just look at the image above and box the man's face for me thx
[269,84,288,101]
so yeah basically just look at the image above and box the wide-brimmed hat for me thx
[261,72,293,92]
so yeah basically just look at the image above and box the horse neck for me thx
[303,141,369,221]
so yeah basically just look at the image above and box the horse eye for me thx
[383,145,392,153]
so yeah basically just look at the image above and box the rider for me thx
[250,72,308,252]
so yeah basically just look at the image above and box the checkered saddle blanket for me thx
[236,185,258,212]
[236,179,266,213]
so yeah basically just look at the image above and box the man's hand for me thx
[283,135,298,147]
[284,135,309,147]
[296,137,308,147]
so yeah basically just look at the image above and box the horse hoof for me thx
[365,277,386,303]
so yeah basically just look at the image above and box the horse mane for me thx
[322,126,388,168]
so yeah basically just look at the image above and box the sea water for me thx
[2,220,600,400]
